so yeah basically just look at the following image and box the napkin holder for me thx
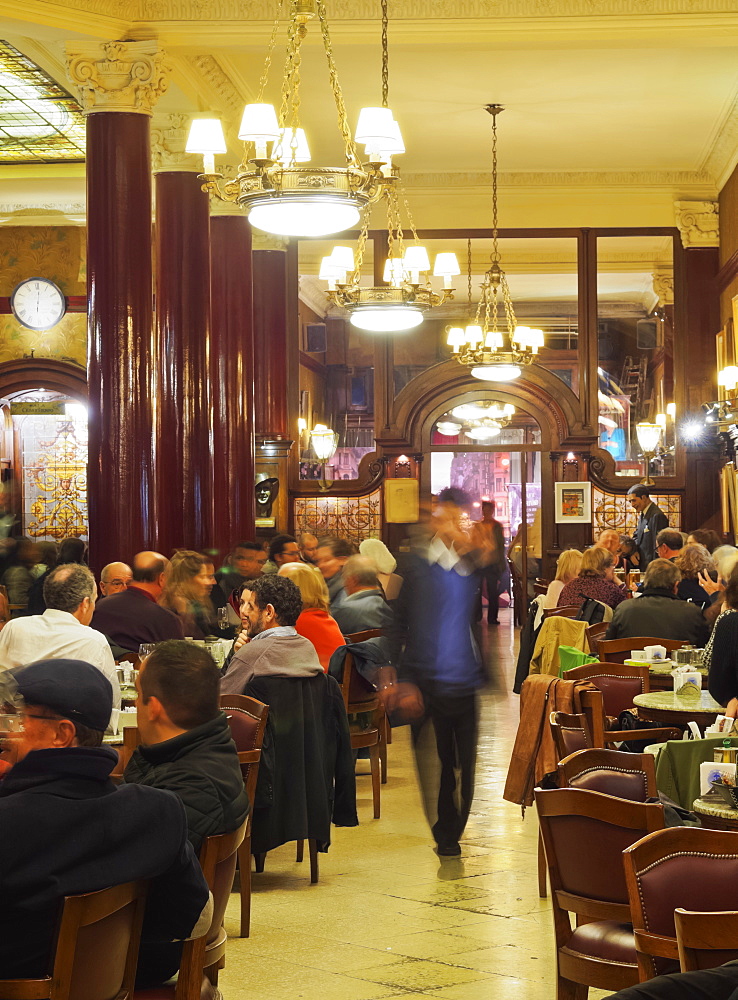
[671,666,702,693]
[702,761,737,796]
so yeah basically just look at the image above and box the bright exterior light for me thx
[636,421,662,454]
[666,402,676,419]
[471,364,522,382]
[355,106,395,144]
[238,103,280,141]
[655,413,667,429]
[310,423,338,461]
[248,197,361,237]
[186,118,227,154]
[272,127,311,164]
[350,305,424,333]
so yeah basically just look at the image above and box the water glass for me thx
[139,643,156,659]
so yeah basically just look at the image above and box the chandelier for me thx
[318,0,459,332]
[447,106,544,381]
[435,401,515,440]
[185,0,389,238]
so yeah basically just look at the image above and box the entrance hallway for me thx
[220,611,610,1000]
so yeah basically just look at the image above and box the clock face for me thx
[10,278,66,331]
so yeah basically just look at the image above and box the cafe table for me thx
[692,795,738,831]
[633,689,723,729]
[642,661,708,691]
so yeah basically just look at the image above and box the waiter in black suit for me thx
[627,484,669,568]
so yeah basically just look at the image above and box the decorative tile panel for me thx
[293,489,381,546]
[592,486,681,535]
[18,414,88,540]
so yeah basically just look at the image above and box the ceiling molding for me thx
[704,91,738,192]
[401,169,718,192]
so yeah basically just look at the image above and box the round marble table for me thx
[633,689,723,728]
[693,795,738,830]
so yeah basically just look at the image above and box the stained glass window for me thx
[0,41,85,163]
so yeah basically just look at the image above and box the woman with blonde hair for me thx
[159,549,216,639]
[557,545,627,610]
[278,561,345,671]
[543,549,583,609]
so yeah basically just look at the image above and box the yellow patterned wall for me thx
[0,227,86,367]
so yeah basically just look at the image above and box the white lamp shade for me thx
[655,413,667,428]
[383,257,405,284]
[355,106,395,144]
[272,127,311,163]
[186,118,227,154]
[636,421,662,453]
[719,365,738,390]
[446,326,465,348]
[238,103,280,141]
[666,402,676,418]
[329,245,355,272]
[310,423,338,461]
[319,256,344,281]
[503,403,515,415]
[433,252,460,277]
[403,245,431,273]
[528,328,544,349]
[371,118,405,156]
[484,329,503,350]
[465,324,483,348]
[512,325,530,347]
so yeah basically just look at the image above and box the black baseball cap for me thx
[11,659,113,731]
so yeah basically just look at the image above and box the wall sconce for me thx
[395,454,412,478]
[310,423,338,492]
[636,421,662,486]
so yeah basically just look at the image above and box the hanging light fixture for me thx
[185,1,386,238]
[319,0,459,332]
[447,106,543,381]
[635,421,662,486]
[310,422,339,491]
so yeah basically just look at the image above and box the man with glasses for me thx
[0,658,211,986]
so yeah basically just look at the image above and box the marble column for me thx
[210,205,256,555]
[151,114,213,554]
[66,40,169,573]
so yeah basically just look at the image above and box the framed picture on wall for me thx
[555,481,592,524]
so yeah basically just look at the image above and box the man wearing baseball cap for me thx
[0,658,211,986]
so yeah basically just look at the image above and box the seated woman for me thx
[706,564,738,715]
[543,549,582,609]
[557,545,627,610]
[675,543,714,609]
[159,550,217,639]
[278,561,345,671]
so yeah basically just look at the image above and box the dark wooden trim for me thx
[299,351,325,375]
[717,247,738,292]
[0,358,87,400]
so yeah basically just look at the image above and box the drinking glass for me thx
[139,643,156,658]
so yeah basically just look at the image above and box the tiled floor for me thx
[220,610,610,998]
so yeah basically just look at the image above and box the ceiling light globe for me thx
[247,197,361,238]
[350,306,424,333]
[471,364,521,382]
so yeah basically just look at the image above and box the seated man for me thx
[331,556,392,635]
[124,640,249,851]
[99,561,133,598]
[298,531,319,565]
[605,558,710,646]
[316,536,356,609]
[216,540,267,595]
[0,658,210,985]
[220,575,323,694]
[262,534,301,576]
[91,550,184,651]
[656,528,684,561]
[0,563,120,712]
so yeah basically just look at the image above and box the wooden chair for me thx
[558,747,657,802]
[579,687,682,750]
[339,650,381,819]
[344,629,385,643]
[220,695,269,938]
[623,826,738,982]
[508,557,527,628]
[564,662,650,717]
[342,630,393,750]
[550,710,592,760]
[597,637,687,664]
[536,787,664,998]
[543,605,580,620]
[0,880,147,999]
[585,621,609,657]
[533,578,550,597]
[675,908,738,972]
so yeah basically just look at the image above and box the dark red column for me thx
[210,215,255,557]
[86,112,156,572]
[253,249,289,439]
[154,172,213,554]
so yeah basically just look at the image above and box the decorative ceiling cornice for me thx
[402,169,718,191]
[703,89,738,191]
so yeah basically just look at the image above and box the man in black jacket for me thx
[0,658,210,984]
[605,559,710,646]
[628,485,669,568]
[124,640,249,851]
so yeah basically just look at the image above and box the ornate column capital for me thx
[252,232,290,251]
[151,113,201,172]
[674,200,719,249]
[652,271,674,307]
[65,40,170,117]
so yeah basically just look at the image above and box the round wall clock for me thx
[10,277,67,331]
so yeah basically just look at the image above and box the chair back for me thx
[508,558,527,628]
[558,748,656,802]
[585,622,609,656]
[563,662,649,717]
[623,826,738,980]
[344,629,384,643]
[339,650,379,714]
[543,605,580,620]
[0,881,148,1000]
[220,695,269,806]
[533,578,549,597]
[550,711,592,760]
[675,908,738,972]
[597,637,686,664]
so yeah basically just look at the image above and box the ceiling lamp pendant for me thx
[317,0,459,333]
[185,0,384,238]
[448,106,544,380]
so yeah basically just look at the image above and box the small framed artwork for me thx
[384,478,419,523]
[555,481,592,524]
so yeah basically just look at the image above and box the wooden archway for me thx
[0,358,87,401]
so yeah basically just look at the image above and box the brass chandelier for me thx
[185,0,389,238]
[318,0,459,333]
[447,106,544,381]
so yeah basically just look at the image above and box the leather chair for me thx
[0,880,147,999]
[623,826,738,982]
[535,787,664,998]
[597,637,686,665]
[220,694,269,938]
[564,662,650,717]
[339,650,381,819]
[558,747,657,802]
[585,621,609,657]
[344,629,385,642]
[342,630,392,754]
[550,710,592,760]
[578,687,682,751]
[675,908,738,972]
